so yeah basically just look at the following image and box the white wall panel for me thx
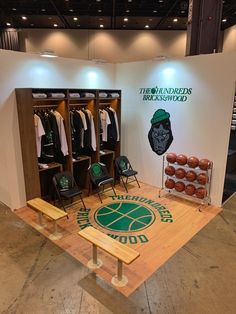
[116,52,236,206]
[0,49,115,209]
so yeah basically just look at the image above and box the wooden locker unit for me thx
[68,89,98,190]
[98,89,121,177]
[16,87,121,202]
[16,88,69,201]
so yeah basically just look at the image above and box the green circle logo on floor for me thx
[94,201,156,232]
[77,195,173,245]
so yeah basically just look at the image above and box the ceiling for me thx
[0,0,235,31]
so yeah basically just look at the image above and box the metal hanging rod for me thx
[69,103,88,106]
[33,104,59,108]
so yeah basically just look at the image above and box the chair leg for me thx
[121,176,128,193]
[79,194,86,209]
[60,198,69,219]
[57,194,66,212]
[112,184,117,197]
[134,175,140,188]
[98,187,103,203]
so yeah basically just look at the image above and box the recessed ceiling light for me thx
[96,0,101,2]
[145,25,150,28]
[124,17,128,22]
[73,17,78,21]
[98,9,102,12]
[100,24,104,28]
[6,22,11,26]
[126,9,130,13]
[128,0,132,2]
[22,16,27,20]
[173,18,178,22]
[99,18,103,21]
[159,0,164,2]
[48,17,52,20]
[149,18,153,21]
[69,9,74,12]
[41,9,46,12]
[12,8,16,11]
[153,10,157,13]
[53,23,58,27]
[222,18,227,22]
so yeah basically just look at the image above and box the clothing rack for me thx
[33,104,58,109]
[69,103,88,110]
[99,102,111,106]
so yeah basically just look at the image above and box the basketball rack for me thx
[159,154,213,210]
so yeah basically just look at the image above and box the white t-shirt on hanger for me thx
[34,114,45,157]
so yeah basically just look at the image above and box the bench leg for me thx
[35,212,47,230]
[111,259,128,287]
[49,221,63,241]
[87,244,103,269]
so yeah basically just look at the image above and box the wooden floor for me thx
[14,182,222,297]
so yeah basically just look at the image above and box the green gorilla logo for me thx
[148,109,173,155]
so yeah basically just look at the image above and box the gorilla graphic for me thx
[148,109,173,155]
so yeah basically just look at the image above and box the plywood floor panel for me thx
[14,182,222,296]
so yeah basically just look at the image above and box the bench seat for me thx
[78,226,140,287]
[27,197,67,240]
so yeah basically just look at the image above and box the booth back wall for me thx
[0,49,116,209]
[116,53,236,206]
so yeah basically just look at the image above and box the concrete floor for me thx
[0,197,236,314]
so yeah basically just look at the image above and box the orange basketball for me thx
[187,156,199,168]
[175,168,186,179]
[175,181,185,192]
[165,179,175,189]
[185,184,196,196]
[197,173,208,185]
[164,166,175,176]
[195,187,207,199]
[166,153,177,164]
[176,154,187,165]
[185,170,197,182]
[199,158,211,170]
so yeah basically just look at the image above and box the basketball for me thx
[187,156,199,168]
[185,184,196,196]
[175,168,186,179]
[195,187,207,199]
[197,173,208,185]
[166,153,177,164]
[185,170,197,182]
[199,158,211,170]
[176,154,187,165]
[165,179,175,189]
[164,166,175,176]
[175,181,185,192]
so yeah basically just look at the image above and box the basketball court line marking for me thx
[15,187,223,297]
[97,204,154,230]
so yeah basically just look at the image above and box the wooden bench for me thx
[78,226,140,287]
[27,197,68,240]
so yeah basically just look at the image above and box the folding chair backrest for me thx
[53,171,74,192]
[89,163,108,185]
[116,156,130,174]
